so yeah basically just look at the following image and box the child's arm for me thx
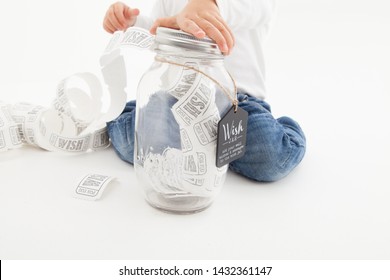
[103,2,140,33]
[150,0,234,55]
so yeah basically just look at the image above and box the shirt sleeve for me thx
[215,0,276,30]
[134,0,165,29]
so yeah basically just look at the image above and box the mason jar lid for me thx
[155,27,222,55]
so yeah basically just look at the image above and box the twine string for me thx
[155,57,239,112]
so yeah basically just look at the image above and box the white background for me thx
[1,0,390,260]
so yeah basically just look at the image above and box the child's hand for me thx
[150,0,234,55]
[103,2,140,33]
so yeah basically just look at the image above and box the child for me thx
[103,0,306,182]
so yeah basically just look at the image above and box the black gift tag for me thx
[216,105,248,168]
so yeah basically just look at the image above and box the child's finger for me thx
[179,19,206,38]
[108,6,124,30]
[213,15,235,48]
[150,16,180,34]
[125,7,140,19]
[113,4,128,29]
[106,13,122,32]
[195,19,228,53]
[206,16,235,53]
[103,20,115,34]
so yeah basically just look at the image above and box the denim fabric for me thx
[107,92,306,182]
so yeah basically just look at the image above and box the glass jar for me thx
[134,27,234,213]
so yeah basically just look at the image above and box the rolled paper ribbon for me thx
[0,102,23,152]
[6,72,114,153]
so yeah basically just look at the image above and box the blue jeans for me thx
[107,92,306,182]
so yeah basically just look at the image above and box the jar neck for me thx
[154,43,224,64]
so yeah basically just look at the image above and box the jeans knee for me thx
[230,159,286,182]
[229,140,306,182]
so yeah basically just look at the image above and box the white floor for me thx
[1,0,390,259]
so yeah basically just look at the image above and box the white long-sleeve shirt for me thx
[135,0,276,99]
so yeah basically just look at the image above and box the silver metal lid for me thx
[155,27,222,55]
